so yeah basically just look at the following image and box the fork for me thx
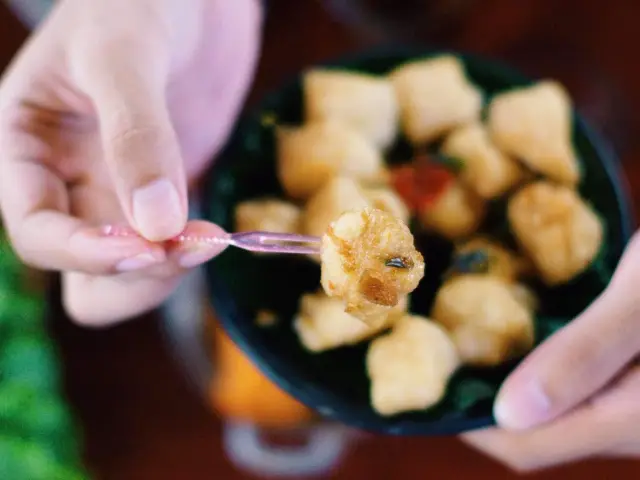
[225,231,322,255]
[105,224,322,255]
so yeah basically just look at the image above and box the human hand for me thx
[462,232,640,472]
[0,0,262,324]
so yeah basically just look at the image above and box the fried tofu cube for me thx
[508,283,539,313]
[418,180,486,240]
[390,55,483,145]
[508,181,604,285]
[442,123,524,199]
[235,199,302,233]
[450,236,530,282]
[487,81,580,186]
[366,314,460,416]
[302,176,371,239]
[360,185,411,226]
[431,275,535,367]
[303,178,411,263]
[276,120,385,200]
[320,208,425,325]
[293,291,408,352]
[304,69,399,150]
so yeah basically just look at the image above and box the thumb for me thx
[71,37,188,241]
[494,232,640,430]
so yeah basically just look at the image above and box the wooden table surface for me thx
[2,1,640,479]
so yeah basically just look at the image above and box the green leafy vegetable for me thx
[451,379,498,412]
[431,153,465,173]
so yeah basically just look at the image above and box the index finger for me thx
[0,100,164,274]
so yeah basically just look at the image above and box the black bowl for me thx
[201,47,634,435]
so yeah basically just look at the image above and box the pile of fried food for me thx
[234,55,605,417]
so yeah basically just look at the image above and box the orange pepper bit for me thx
[390,154,456,212]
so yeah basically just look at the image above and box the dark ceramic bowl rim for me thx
[201,46,635,436]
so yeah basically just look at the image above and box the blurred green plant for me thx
[0,229,90,479]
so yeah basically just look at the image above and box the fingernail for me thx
[116,252,162,272]
[494,379,551,430]
[132,178,185,241]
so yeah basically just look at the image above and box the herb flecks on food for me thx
[446,249,492,277]
[260,112,278,127]
[385,257,409,269]
[431,153,465,173]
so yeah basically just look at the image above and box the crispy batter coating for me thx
[390,55,483,145]
[293,291,408,352]
[508,181,604,285]
[304,69,399,150]
[302,176,409,239]
[488,81,580,186]
[235,199,302,234]
[302,176,372,239]
[277,120,385,200]
[431,275,535,366]
[451,236,530,282]
[418,180,486,240]
[360,185,411,226]
[321,208,424,325]
[366,314,460,416]
[442,123,524,199]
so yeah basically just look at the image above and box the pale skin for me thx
[0,0,261,323]
[464,231,640,472]
[0,0,638,471]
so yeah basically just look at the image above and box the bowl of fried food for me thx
[201,47,633,435]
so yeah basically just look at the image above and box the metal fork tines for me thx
[229,231,322,255]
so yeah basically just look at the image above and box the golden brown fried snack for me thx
[235,199,302,233]
[360,185,411,226]
[303,69,399,150]
[276,120,385,200]
[487,81,580,186]
[431,275,535,367]
[366,314,460,416]
[508,283,539,313]
[508,181,604,285]
[302,177,409,239]
[389,55,483,145]
[451,236,530,282]
[302,176,371,239]
[320,208,425,325]
[293,291,408,352]
[442,123,524,199]
[418,180,486,240]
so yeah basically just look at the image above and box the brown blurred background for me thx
[1,0,639,478]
